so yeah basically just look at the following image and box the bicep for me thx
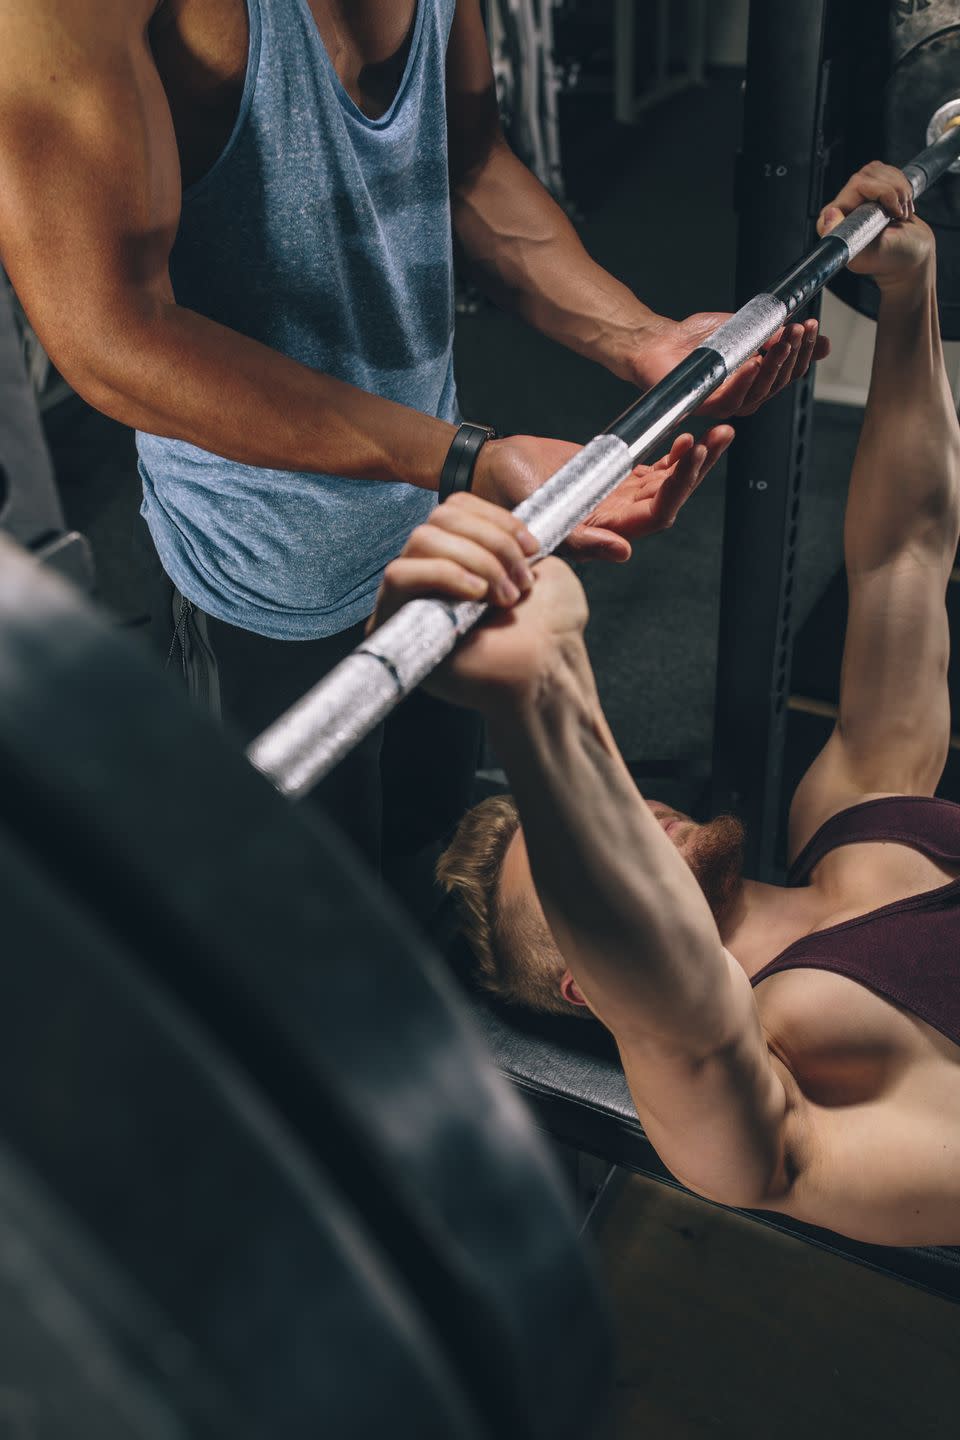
[789,555,951,858]
[445,0,502,183]
[0,0,181,388]
[618,951,804,1210]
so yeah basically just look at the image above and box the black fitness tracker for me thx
[438,421,498,503]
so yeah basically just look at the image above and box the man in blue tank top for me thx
[0,1,823,915]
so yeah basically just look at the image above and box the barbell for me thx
[247,119,960,801]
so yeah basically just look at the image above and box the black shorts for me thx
[144,550,482,925]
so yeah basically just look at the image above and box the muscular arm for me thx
[487,629,804,1209]
[445,0,657,384]
[0,0,454,487]
[445,0,824,412]
[790,181,960,853]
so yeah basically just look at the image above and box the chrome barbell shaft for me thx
[248,123,960,799]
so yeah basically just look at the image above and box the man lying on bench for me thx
[368,162,960,1248]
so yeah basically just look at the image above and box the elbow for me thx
[29,332,118,420]
[60,360,124,422]
[71,364,143,428]
[48,310,162,430]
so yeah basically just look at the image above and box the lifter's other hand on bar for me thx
[367,493,585,711]
[817,161,934,287]
[473,427,733,564]
[367,493,541,631]
[634,312,828,419]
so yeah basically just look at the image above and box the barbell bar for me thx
[248,120,960,800]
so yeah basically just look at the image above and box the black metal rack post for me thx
[710,0,830,878]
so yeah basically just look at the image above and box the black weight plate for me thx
[0,537,611,1440]
[0,826,487,1440]
[888,29,960,231]
[829,19,960,337]
[0,1147,193,1440]
[889,0,960,66]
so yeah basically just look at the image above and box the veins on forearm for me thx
[451,142,653,373]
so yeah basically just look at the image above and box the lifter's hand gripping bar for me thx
[248,125,960,799]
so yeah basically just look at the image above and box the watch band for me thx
[438,422,498,503]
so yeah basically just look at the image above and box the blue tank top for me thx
[137,0,458,639]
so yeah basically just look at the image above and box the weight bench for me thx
[460,963,960,1306]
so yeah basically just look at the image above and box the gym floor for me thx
[46,64,960,1437]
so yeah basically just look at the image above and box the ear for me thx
[560,971,589,1008]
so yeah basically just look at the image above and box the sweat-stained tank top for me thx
[750,797,960,1048]
[137,0,459,640]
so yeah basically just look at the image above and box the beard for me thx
[684,814,746,924]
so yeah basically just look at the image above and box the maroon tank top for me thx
[750,797,960,1048]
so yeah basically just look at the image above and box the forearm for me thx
[452,140,656,380]
[70,300,455,489]
[846,260,960,574]
[487,641,734,1050]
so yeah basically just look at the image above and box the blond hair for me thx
[437,795,586,1019]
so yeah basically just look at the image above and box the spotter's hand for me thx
[635,312,829,419]
[474,425,733,564]
[582,427,733,557]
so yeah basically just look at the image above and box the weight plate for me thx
[828,18,960,338]
[0,829,485,1440]
[886,26,960,230]
[0,535,610,1440]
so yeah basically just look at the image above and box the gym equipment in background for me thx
[0,275,93,589]
[830,0,960,339]
[712,0,837,878]
[485,0,566,201]
[611,0,707,128]
[247,119,960,802]
[0,532,611,1440]
[3,270,76,415]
